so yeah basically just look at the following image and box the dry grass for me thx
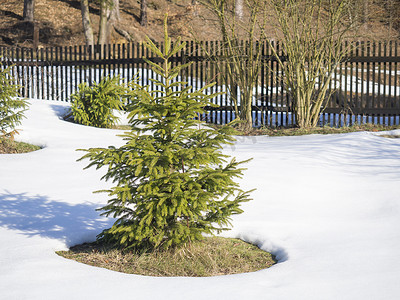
[217,123,400,137]
[0,138,41,154]
[56,237,276,277]
[112,124,131,130]
[379,134,400,138]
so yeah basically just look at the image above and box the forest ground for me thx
[0,0,399,48]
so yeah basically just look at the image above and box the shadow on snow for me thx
[0,190,112,247]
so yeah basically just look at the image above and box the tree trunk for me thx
[98,0,109,46]
[108,0,120,23]
[387,0,394,37]
[23,0,35,22]
[106,0,120,45]
[362,0,369,23]
[235,0,244,20]
[140,0,148,27]
[80,0,94,48]
[239,87,253,131]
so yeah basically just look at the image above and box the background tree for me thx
[266,0,357,128]
[80,0,117,48]
[79,16,253,250]
[380,0,399,38]
[200,0,267,131]
[98,0,109,45]
[108,0,120,22]
[235,0,244,20]
[23,0,35,22]
[343,0,370,27]
[80,0,95,48]
[140,0,148,27]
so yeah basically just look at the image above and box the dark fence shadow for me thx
[0,190,112,247]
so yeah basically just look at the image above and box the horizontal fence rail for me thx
[1,40,400,127]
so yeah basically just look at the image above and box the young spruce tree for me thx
[0,66,28,141]
[70,75,127,128]
[79,16,253,250]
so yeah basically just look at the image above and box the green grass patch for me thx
[56,237,276,277]
[0,138,41,154]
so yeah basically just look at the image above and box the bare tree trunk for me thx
[362,0,369,23]
[235,0,244,20]
[80,0,94,48]
[23,0,35,22]
[106,0,120,45]
[387,0,394,38]
[140,0,148,27]
[98,0,109,45]
[109,0,120,22]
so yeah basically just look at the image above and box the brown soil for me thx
[0,0,398,49]
[0,0,223,48]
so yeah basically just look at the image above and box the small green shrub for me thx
[0,65,28,141]
[70,76,127,128]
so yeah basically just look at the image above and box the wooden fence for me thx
[1,41,400,127]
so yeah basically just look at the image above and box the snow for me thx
[1,99,400,299]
